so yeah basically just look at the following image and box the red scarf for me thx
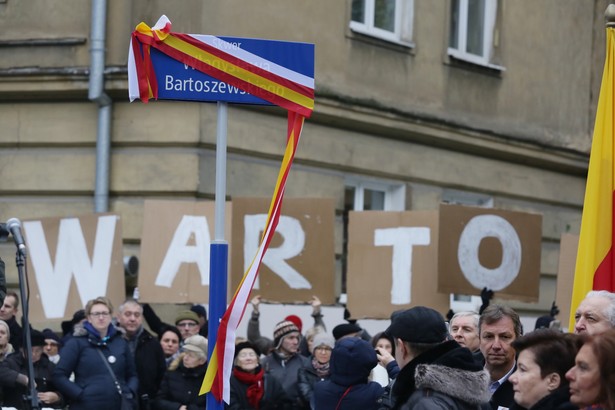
[233,366,265,409]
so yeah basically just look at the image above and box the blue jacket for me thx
[52,322,139,410]
[313,337,384,410]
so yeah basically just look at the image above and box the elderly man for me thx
[261,319,310,409]
[116,299,166,409]
[174,310,201,341]
[479,304,523,410]
[573,290,615,335]
[381,306,489,410]
[449,311,480,352]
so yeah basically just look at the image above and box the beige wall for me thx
[0,0,604,316]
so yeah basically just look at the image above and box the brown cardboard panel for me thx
[230,198,336,305]
[556,233,579,330]
[138,200,232,304]
[347,211,449,319]
[438,204,542,302]
[23,213,125,322]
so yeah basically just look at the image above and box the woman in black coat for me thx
[297,333,334,407]
[53,297,138,410]
[509,330,581,410]
[227,341,291,410]
[154,334,208,410]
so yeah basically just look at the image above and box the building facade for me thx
[0,0,607,323]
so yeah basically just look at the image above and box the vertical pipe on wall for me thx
[89,0,112,213]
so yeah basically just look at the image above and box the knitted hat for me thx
[273,320,300,348]
[182,334,208,357]
[311,333,335,354]
[285,315,303,333]
[174,310,199,325]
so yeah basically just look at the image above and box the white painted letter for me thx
[457,214,521,291]
[24,215,118,318]
[244,214,311,289]
[374,227,431,305]
[155,215,211,287]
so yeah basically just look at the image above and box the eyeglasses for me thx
[315,346,332,352]
[90,312,110,318]
[177,322,197,328]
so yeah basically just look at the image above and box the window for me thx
[448,0,501,69]
[350,0,414,47]
[345,179,406,211]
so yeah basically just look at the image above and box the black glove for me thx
[550,301,560,317]
[479,287,494,314]
[446,309,455,321]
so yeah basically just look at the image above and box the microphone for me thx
[6,218,26,255]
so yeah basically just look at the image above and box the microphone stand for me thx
[15,249,39,410]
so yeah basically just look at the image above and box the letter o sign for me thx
[457,215,521,291]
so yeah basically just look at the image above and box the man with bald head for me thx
[574,290,615,335]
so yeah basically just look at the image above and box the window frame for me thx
[349,0,414,48]
[447,0,502,70]
[346,178,406,211]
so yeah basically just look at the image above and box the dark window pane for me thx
[449,0,459,48]
[374,0,396,32]
[364,189,385,210]
[351,0,365,23]
[466,0,485,55]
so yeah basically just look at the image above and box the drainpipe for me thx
[89,0,112,213]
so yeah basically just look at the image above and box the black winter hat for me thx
[332,323,362,340]
[385,306,447,343]
[234,341,261,359]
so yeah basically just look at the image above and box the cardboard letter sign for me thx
[24,213,125,324]
[230,198,335,304]
[138,200,231,303]
[438,204,542,302]
[346,211,449,319]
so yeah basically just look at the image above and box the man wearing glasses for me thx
[174,310,201,341]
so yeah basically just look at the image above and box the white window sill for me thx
[350,24,414,49]
[447,48,505,72]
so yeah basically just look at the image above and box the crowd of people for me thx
[0,289,613,409]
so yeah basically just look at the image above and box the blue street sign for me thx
[150,36,315,105]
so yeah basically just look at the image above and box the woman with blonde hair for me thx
[0,319,14,361]
[52,296,138,410]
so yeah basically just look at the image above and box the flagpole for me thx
[207,101,228,410]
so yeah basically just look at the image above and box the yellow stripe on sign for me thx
[165,35,314,110]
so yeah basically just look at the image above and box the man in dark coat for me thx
[262,320,310,409]
[380,306,490,410]
[117,299,166,409]
[478,305,523,410]
[0,291,23,350]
